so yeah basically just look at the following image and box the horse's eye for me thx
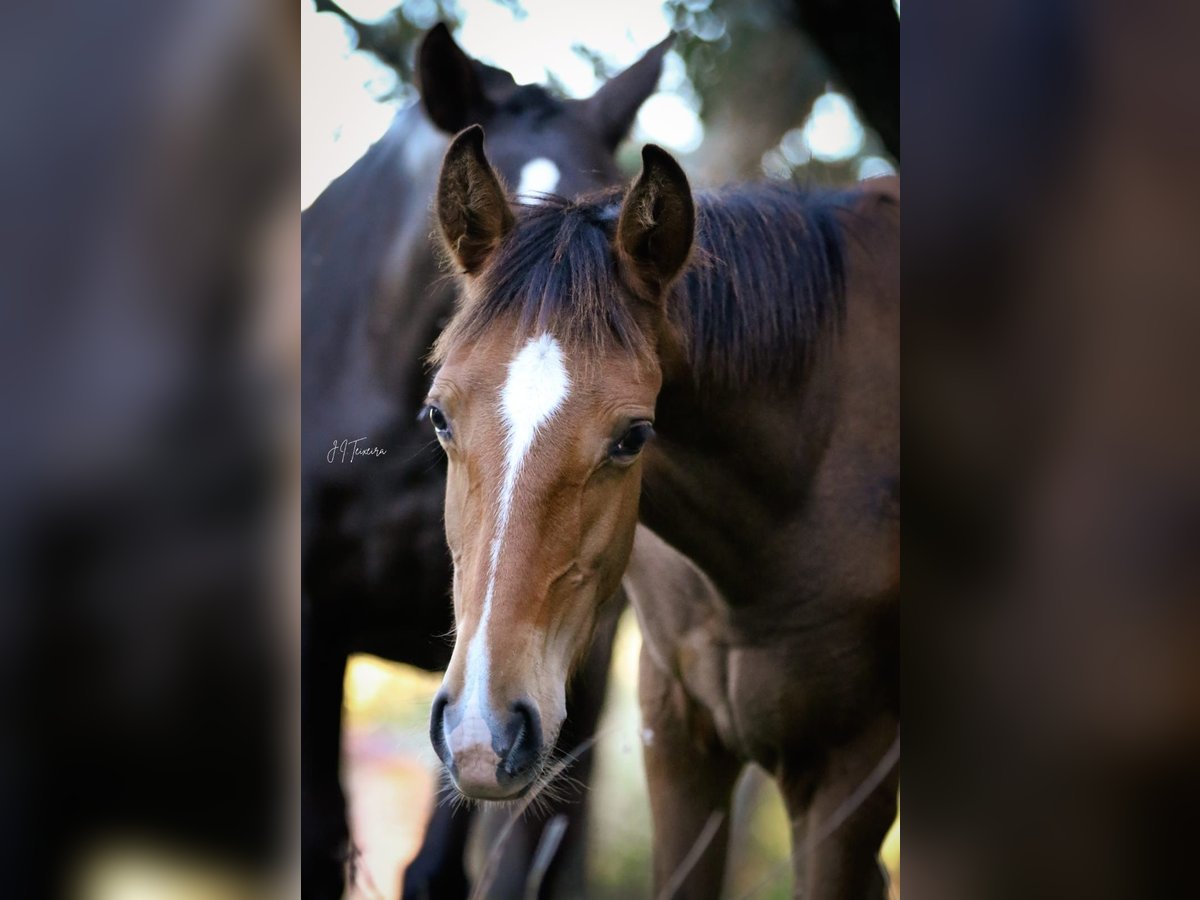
[427,405,450,437]
[612,422,654,461]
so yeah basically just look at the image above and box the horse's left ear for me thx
[617,144,694,296]
[418,23,491,133]
[437,125,514,275]
[580,35,673,150]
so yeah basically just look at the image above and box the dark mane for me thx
[433,183,853,386]
[676,185,851,385]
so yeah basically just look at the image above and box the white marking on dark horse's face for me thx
[517,157,561,199]
[449,335,570,780]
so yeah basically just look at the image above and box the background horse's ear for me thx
[581,35,673,150]
[617,144,694,296]
[437,125,514,275]
[418,23,491,133]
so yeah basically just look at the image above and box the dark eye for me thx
[426,405,451,438]
[612,421,654,461]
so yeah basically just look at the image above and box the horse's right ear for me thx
[616,144,694,296]
[437,125,514,275]
[418,23,490,133]
[581,34,673,150]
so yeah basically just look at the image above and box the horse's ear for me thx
[581,35,673,150]
[437,125,514,275]
[617,144,694,296]
[418,23,490,133]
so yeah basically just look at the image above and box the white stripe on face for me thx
[517,157,561,200]
[457,334,570,729]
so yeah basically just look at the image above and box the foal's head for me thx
[426,126,695,798]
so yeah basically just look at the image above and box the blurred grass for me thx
[342,658,441,898]
[342,609,900,898]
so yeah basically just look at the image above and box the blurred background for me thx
[1,1,298,897]
[302,0,898,206]
[301,1,898,897]
[904,1,1200,896]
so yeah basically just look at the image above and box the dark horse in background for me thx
[301,22,670,899]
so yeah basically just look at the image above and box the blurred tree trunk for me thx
[688,24,828,185]
[687,0,899,185]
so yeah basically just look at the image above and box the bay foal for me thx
[426,126,899,898]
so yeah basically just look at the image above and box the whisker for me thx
[467,729,608,900]
[806,736,899,850]
[524,814,570,900]
[655,811,726,900]
[343,843,387,900]
[735,736,900,900]
[397,437,444,466]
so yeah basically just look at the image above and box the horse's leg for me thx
[301,594,350,900]
[639,643,742,900]
[782,717,899,900]
[400,800,472,900]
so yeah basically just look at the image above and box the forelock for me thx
[431,191,652,367]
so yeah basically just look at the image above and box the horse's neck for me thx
[641,185,899,609]
[640,365,836,606]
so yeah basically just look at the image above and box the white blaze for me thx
[517,157,561,199]
[454,334,570,754]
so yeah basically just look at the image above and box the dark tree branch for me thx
[313,0,407,73]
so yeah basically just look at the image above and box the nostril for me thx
[429,691,451,764]
[501,699,542,779]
